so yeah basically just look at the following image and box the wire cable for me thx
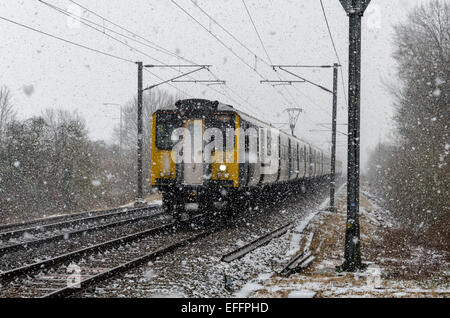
[189,0,268,65]
[0,15,135,64]
[319,0,348,106]
[241,0,272,65]
[39,1,171,66]
[41,1,245,110]
[64,0,257,116]
[66,0,200,65]
[192,0,330,118]
[171,0,297,117]
[240,0,331,118]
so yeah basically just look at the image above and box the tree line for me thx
[366,1,449,244]
[0,86,176,223]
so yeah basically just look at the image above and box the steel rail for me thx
[0,202,161,233]
[43,231,210,298]
[0,215,203,284]
[279,250,315,276]
[221,222,294,263]
[0,207,129,232]
[0,210,165,255]
[0,206,156,241]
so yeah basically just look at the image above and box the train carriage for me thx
[151,98,341,216]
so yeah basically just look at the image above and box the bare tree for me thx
[112,88,178,194]
[368,1,449,233]
[0,86,16,143]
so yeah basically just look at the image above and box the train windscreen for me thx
[156,113,179,150]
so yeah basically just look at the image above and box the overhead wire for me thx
[240,0,307,113]
[240,0,272,65]
[38,1,214,104]
[189,0,332,119]
[61,0,300,120]
[319,0,348,108]
[240,0,335,130]
[0,15,135,64]
[41,0,256,115]
[39,1,177,66]
[66,0,196,65]
[170,0,298,116]
[40,0,203,99]
[65,0,259,117]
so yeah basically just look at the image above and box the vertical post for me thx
[329,63,338,212]
[338,0,369,272]
[136,61,145,206]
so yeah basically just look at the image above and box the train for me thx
[151,98,342,217]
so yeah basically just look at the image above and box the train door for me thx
[183,119,204,185]
[245,123,251,186]
[304,145,308,178]
[288,139,292,179]
[276,134,281,182]
[296,143,300,179]
[246,124,259,187]
[238,121,251,187]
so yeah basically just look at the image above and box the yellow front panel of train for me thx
[210,115,240,188]
[151,113,176,186]
[150,112,240,188]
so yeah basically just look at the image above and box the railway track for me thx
[0,206,158,239]
[44,232,209,298]
[1,187,332,298]
[279,250,315,276]
[0,202,161,234]
[0,209,170,274]
[0,207,163,253]
[221,222,295,263]
[0,214,207,298]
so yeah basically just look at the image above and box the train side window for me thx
[243,122,249,152]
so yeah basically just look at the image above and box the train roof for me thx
[158,98,333,157]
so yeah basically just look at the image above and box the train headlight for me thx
[219,164,227,172]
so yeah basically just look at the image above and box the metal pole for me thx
[339,2,367,272]
[136,61,145,206]
[328,63,338,212]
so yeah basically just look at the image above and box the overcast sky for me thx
[0,0,431,169]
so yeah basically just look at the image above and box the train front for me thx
[150,99,240,216]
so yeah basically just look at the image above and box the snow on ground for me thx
[250,185,450,298]
[78,186,334,298]
[76,183,448,298]
[229,184,344,298]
